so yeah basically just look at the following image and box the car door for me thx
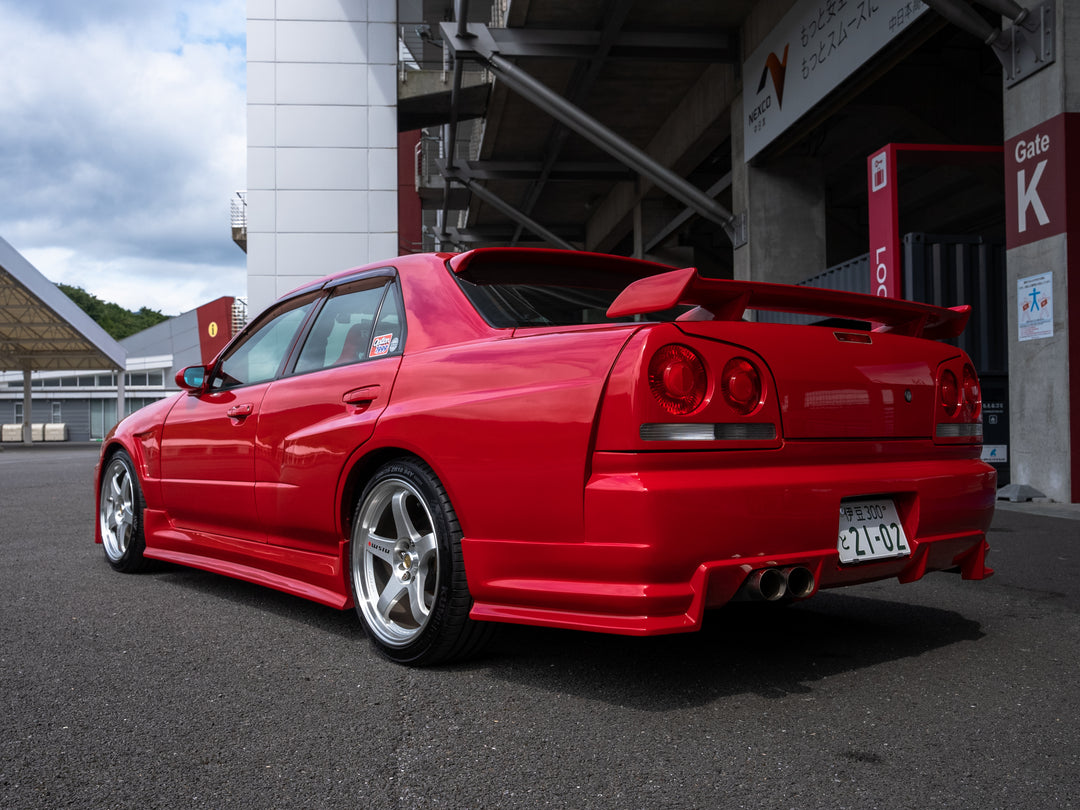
[255,274,406,554]
[159,293,319,542]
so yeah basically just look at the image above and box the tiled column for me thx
[246,0,398,317]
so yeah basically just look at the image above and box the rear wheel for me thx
[99,450,149,573]
[349,458,490,665]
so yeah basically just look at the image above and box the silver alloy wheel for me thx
[100,457,135,563]
[353,476,441,647]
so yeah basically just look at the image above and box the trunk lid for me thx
[675,321,957,440]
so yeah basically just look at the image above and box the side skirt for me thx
[142,508,351,610]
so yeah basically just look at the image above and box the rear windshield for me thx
[453,264,687,328]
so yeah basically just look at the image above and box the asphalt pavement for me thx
[1,445,1077,809]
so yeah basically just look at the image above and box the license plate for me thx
[837,499,911,564]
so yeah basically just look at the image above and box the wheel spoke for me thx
[390,491,422,544]
[362,529,395,564]
[414,531,437,562]
[116,512,133,546]
[407,577,430,625]
[375,576,408,620]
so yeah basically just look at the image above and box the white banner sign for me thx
[1017,272,1053,341]
[743,0,930,161]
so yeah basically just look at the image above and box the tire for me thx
[349,458,491,666]
[98,450,150,573]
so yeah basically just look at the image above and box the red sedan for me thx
[96,249,995,665]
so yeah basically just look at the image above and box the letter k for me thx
[1017,159,1049,233]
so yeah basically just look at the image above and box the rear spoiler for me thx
[607,267,971,340]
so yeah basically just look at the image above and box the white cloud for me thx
[0,1,246,316]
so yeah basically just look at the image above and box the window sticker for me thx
[370,333,394,357]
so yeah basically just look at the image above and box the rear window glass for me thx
[453,264,687,328]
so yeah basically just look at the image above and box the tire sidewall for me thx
[100,450,147,573]
[349,459,462,665]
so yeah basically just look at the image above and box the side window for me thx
[294,280,402,374]
[212,298,317,389]
[368,284,404,359]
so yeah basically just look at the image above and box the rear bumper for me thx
[466,442,996,634]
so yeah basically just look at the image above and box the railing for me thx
[231,190,247,229]
[231,298,249,334]
[398,21,494,80]
[230,190,247,252]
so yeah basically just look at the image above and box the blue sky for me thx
[0,0,247,316]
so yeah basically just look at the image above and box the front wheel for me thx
[98,450,149,573]
[349,458,491,665]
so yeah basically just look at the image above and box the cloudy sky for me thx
[0,0,247,316]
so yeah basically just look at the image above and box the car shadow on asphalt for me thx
[137,561,983,707]
[143,561,366,642]
[471,593,984,709]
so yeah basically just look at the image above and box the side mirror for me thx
[175,366,208,392]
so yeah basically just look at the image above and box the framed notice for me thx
[1017,272,1053,341]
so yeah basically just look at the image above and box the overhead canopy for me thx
[0,236,126,373]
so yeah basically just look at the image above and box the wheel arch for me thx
[338,446,436,544]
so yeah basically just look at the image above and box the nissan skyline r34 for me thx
[96,248,995,665]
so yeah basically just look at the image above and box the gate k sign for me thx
[867,143,1004,299]
[1005,114,1068,249]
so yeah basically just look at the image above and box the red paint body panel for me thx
[95,249,995,636]
[255,357,402,554]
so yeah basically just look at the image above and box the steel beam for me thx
[509,0,635,246]
[442,225,585,243]
[645,172,732,253]
[438,162,576,250]
[453,160,634,181]
[480,27,735,62]
[441,22,738,241]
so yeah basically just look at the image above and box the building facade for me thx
[238,0,1076,502]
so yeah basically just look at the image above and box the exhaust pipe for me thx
[745,567,787,601]
[784,566,816,599]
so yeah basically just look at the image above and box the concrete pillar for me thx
[1002,1,1078,503]
[116,367,126,425]
[21,369,31,444]
[731,93,828,285]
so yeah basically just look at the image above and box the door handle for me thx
[226,403,254,419]
[343,385,382,406]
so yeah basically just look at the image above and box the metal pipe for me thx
[745,568,787,601]
[484,52,738,241]
[455,0,471,39]
[441,0,471,241]
[784,566,816,599]
[450,175,576,250]
[922,0,1001,44]
[971,0,1028,24]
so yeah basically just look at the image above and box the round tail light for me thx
[721,357,762,415]
[939,369,959,416]
[962,364,981,419]
[648,344,707,415]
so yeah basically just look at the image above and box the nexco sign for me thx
[1005,114,1067,249]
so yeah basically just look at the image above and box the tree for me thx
[57,284,169,340]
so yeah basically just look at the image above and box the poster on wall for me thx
[1017,272,1053,341]
[743,0,930,161]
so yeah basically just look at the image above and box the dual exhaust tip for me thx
[744,565,816,602]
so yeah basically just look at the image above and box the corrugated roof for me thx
[0,236,126,372]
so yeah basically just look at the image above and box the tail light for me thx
[939,369,959,416]
[935,360,982,443]
[962,364,981,420]
[636,340,778,447]
[648,344,707,415]
[721,357,763,415]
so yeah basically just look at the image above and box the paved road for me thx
[1,446,1077,809]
